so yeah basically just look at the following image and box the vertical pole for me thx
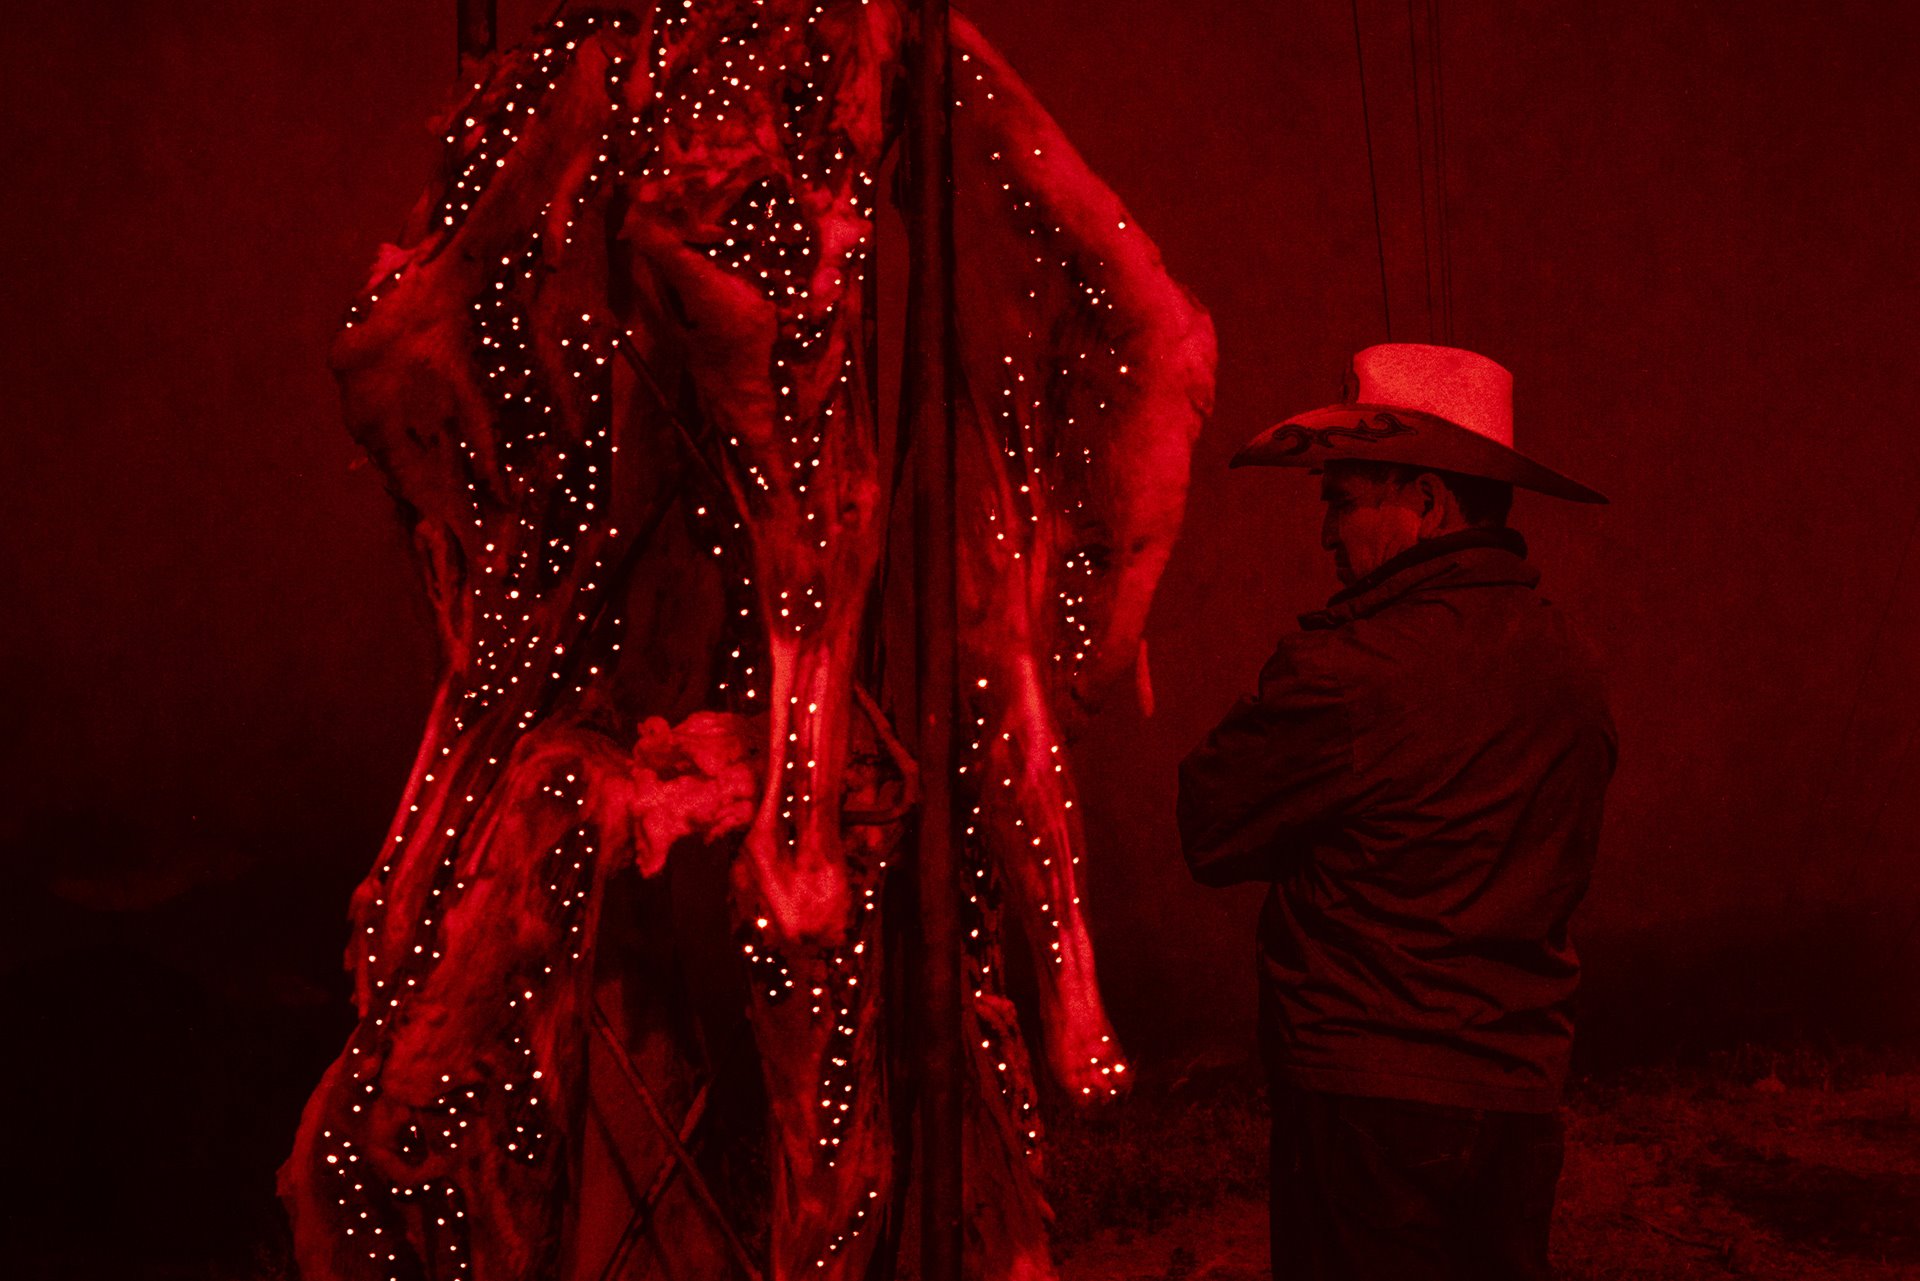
[904,0,962,1277]
[457,0,497,79]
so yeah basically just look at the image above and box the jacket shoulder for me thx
[1257,624,1359,699]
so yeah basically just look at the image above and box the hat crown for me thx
[1351,343,1513,447]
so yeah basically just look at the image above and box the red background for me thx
[3,0,1918,1261]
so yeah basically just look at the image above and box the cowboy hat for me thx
[1232,343,1607,503]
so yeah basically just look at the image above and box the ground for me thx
[1048,1047,1920,1280]
[19,1036,1919,1278]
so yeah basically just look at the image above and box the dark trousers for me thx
[1267,1080,1564,1281]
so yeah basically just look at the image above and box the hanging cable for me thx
[1426,0,1456,341]
[1405,0,1436,340]
[1349,0,1394,340]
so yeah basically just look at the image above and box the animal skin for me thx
[281,5,1213,1279]
[946,20,1214,1271]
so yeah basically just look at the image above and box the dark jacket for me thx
[1178,528,1615,1112]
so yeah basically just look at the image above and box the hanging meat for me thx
[945,18,1214,1272]
[277,16,751,1279]
[280,4,1214,1280]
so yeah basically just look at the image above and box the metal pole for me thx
[904,0,962,1277]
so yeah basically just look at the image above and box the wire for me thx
[1427,0,1456,341]
[1405,0,1435,340]
[1349,0,1394,340]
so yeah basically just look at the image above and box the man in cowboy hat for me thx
[1177,344,1616,1281]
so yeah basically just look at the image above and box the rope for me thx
[1349,0,1394,340]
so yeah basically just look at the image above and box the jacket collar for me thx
[1300,527,1536,631]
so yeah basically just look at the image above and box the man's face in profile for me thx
[1319,464,1422,587]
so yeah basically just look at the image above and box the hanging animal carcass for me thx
[280,5,1214,1279]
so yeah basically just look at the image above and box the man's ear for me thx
[1415,472,1457,535]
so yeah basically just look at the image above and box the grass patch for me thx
[1050,1043,1920,1280]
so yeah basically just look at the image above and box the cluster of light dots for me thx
[331,3,1152,1272]
[947,47,1145,1120]
[958,849,1044,1153]
[333,19,648,1264]
[813,933,874,1164]
[739,912,796,996]
[809,1186,883,1272]
[956,684,1080,949]
[434,14,634,238]
[317,1130,475,1278]
[329,789,584,1279]
[955,48,1136,691]
[640,0,879,523]
[581,0,896,1095]
[641,0,889,907]
[692,502,768,710]
[344,13,637,332]
[500,987,555,1164]
[961,685,1129,1104]
[451,236,625,739]
[738,902,884,1169]
[641,7,900,1266]
[707,177,816,313]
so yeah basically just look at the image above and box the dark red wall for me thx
[5,0,1919,1121]
[964,0,1920,1061]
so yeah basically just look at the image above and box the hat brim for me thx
[1231,404,1608,504]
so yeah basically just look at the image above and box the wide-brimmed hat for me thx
[1232,343,1606,503]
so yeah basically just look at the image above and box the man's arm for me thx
[1176,638,1362,886]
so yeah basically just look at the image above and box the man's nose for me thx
[1321,513,1339,550]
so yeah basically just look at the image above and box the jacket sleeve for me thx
[1176,637,1361,887]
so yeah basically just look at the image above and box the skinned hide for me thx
[616,0,903,953]
[280,16,756,1279]
[611,4,908,1275]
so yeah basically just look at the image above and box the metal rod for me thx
[594,1078,713,1281]
[590,1006,764,1281]
[904,0,962,1277]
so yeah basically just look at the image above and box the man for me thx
[1177,344,1616,1281]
